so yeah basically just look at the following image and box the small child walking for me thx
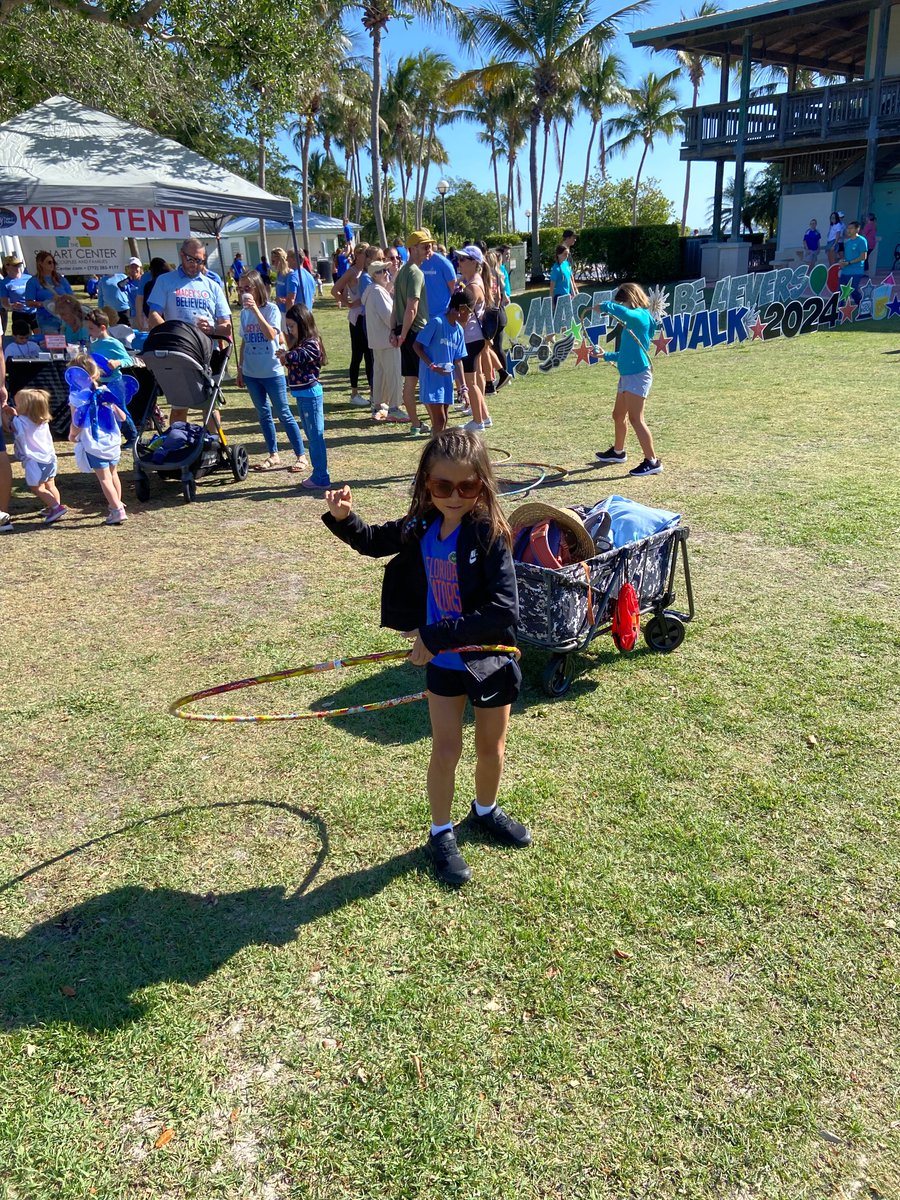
[322,428,530,887]
[280,303,331,491]
[67,354,131,524]
[594,283,662,477]
[2,388,66,524]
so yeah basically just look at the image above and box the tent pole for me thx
[288,220,301,267]
[145,238,152,263]
[214,231,225,280]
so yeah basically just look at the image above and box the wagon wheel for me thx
[542,653,575,697]
[644,613,686,653]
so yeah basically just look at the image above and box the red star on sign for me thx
[749,315,767,340]
[839,300,856,324]
[574,338,594,365]
[652,330,672,356]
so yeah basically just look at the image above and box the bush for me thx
[487,224,681,283]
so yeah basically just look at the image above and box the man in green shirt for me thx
[391,228,432,434]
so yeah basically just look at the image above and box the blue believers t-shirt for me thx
[549,260,573,296]
[275,269,301,312]
[299,266,316,309]
[1,273,36,315]
[240,302,284,378]
[421,519,465,670]
[147,266,231,325]
[421,252,456,318]
[416,316,465,406]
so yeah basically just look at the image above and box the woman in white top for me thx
[236,269,307,472]
[331,243,372,406]
[456,247,493,432]
[827,212,845,265]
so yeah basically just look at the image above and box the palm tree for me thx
[456,0,650,282]
[606,69,683,225]
[323,67,372,225]
[576,51,626,225]
[666,1,720,234]
[408,51,457,229]
[381,57,419,234]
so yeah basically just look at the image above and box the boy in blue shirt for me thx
[86,309,133,380]
[802,219,822,265]
[838,220,868,304]
[413,292,471,433]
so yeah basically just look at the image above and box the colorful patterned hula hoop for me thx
[169,645,521,724]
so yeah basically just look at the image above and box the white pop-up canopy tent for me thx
[0,95,294,223]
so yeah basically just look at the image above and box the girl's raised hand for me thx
[325,484,352,521]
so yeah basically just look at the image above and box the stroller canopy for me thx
[143,321,214,371]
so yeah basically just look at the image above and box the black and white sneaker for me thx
[427,828,472,886]
[469,803,532,848]
[0,511,12,533]
[595,447,626,465]
[629,458,663,477]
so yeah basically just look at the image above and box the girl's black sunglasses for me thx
[427,476,483,499]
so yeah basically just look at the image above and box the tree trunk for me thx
[412,123,426,226]
[490,130,503,234]
[506,153,515,233]
[418,120,436,229]
[580,119,597,227]
[599,121,607,179]
[257,116,268,260]
[301,118,312,261]
[632,141,649,226]
[354,146,363,225]
[370,25,388,246]
[680,81,699,234]
[554,120,569,226]
[529,109,541,283]
[537,117,551,215]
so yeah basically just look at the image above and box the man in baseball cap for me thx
[0,253,36,331]
[124,257,144,325]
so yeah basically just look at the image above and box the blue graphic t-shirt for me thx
[421,519,465,670]
[1,273,36,315]
[416,316,465,406]
[147,266,230,325]
[240,302,284,378]
[421,253,456,318]
[299,266,317,309]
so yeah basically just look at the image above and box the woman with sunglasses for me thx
[25,250,74,335]
[322,428,530,888]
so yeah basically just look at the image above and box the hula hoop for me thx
[495,462,568,498]
[169,645,521,724]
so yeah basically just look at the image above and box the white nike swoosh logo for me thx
[480,691,499,702]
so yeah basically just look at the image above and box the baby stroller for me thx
[132,321,249,503]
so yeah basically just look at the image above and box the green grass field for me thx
[1,299,898,1200]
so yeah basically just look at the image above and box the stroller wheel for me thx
[644,612,686,653]
[182,477,197,503]
[134,475,151,503]
[542,653,575,698]
[230,444,250,482]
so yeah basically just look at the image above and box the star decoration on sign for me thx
[652,330,672,356]
[885,295,900,318]
[646,284,670,322]
[839,281,854,303]
[748,314,768,340]
[568,318,584,343]
[573,338,595,365]
[881,273,896,287]
[839,299,856,324]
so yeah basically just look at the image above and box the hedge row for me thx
[485,224,682,283]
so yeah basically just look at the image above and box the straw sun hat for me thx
[509,501,596,563]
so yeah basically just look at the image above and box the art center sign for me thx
[52,237,126,275]
[0,205,189,237]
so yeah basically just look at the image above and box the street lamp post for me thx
[437,179,450,246]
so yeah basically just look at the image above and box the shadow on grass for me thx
[0,799,427,1032]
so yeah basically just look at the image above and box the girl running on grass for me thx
[595,282,663,478]
[279,304,331,492]
[322,428,530,887]
[1,387,66,524]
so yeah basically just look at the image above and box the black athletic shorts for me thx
[461,338,486,374]
[400,333,421,378]
[426,660,521,708]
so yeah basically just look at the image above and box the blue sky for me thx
[279,0,756,232]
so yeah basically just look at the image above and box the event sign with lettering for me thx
[0,205,189,237]
[502,263,896,378]
[52,237,126,275]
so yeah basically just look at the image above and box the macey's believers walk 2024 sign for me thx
[502,262,898,377]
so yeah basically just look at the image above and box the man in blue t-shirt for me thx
[417,229,457,319]
[287,250,316,308]
[838,220,868,304]
[122,258,144,323]
[99,272,129,319]
[0,256,37,326]
[394,238,409,264]
[413,291,470,433]
[146,240,232,334]
[231,253,244,281]
[802,219,822,265]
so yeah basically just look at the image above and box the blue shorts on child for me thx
[24,455,58,487]
[85,452,120,470]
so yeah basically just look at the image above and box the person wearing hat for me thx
[123,257,144,325]
[417,227,457,321]
[0,254,37,331]
[391,230,432,433]
[365,259,403,419]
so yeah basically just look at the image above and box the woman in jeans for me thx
[332,243,372,406]
[236,269,307,473]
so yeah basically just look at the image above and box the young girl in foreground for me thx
[322,429,530,887]
[280,304,331,491]
[2,388,66,523]
[595,282,662,477]
[68,355,130,524]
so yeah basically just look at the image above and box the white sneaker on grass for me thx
[0,511,12,533]
[462,419,486,433]
[350,392,369,407]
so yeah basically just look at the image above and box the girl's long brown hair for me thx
[284,303,328,366]
[406,429,511,548]
[614,282,650,309]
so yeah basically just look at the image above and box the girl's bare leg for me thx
[94,466,120,509]
[623,389,657,461]
[612,389,629,452]
[473,703,511,808]
[109,466,124,506]
[465,371,485,423]
[31,480,57,511]
[426,692,466,827]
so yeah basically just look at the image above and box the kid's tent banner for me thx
[0,205,189,237]
[502,263,900,377]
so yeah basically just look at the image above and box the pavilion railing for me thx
[683,76,900,154]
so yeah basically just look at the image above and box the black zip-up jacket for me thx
[321,509,519,684]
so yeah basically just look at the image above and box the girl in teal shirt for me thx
[595,283,663,478]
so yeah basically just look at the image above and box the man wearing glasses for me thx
[146,239,232,336]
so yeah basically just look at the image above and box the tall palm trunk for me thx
[506,153,515,232]
[300,117,312,261]
[413,124,426,226]
[369,25,388,246]
[418,120,436,229]
[529,109,541,283]
[490,131,503,234]
[580,119,597,226]
[632,140,650,225]
[537,117,551,213]
[680,79,700,234]
[554,120,570,225]
[599,122,608,179]
[354,146,363,224]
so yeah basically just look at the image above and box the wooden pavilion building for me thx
[631,0,900,277]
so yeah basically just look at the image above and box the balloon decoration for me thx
[503,264,896,377]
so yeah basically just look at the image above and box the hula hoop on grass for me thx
[169,645,521,724]
[495,462,568,499]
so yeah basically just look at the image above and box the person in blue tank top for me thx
[322,429,530,888]
[594,282,663,478]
